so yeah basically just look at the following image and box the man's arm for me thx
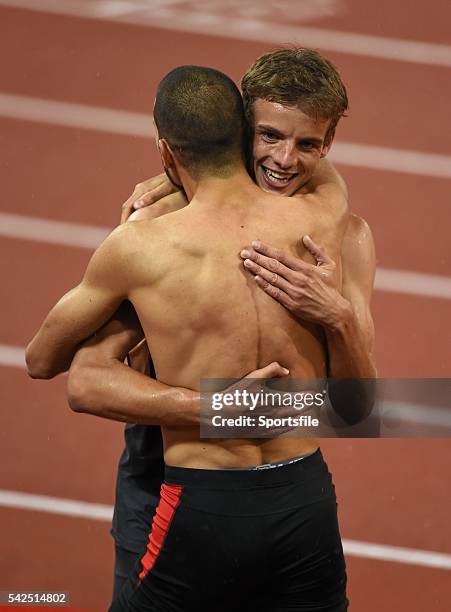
[67,301,201,426]
[324,214,376,378]
[59,188,195,426]
[323,215,377,426]
[26,225,131,379]
[240,215,377,424]
[121,175,187,223]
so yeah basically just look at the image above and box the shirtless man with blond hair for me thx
[27,64,352,610]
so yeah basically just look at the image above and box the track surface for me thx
[1,1,450,610]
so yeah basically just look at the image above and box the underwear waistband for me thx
[164,447,324,489]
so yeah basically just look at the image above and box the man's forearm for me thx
[67,358,200,427]
[325,301,376,425]
[325,300,376,379]
[26,305,82,379]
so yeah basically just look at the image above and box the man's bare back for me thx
[125,174,346,468]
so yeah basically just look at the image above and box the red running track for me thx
[1,1,450,609]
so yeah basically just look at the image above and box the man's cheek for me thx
[252,142,264,162]
[302,155,318,175]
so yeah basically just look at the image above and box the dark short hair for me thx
[241,48,348,144]
[154,66,246,176]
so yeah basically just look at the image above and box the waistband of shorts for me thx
[164,447,325,489]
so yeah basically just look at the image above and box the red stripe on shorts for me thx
[138,482,183,581]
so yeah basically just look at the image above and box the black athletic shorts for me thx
[110,449,348,611]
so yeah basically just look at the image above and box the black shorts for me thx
[110,449,348,611]
[112,546,140,602]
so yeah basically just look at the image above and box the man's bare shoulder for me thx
[100,218,163,260]
[102,215,178,286]
[343,214,374,252]
[341,214,376,295]
[120,202,190,257]
[295,159,348,220]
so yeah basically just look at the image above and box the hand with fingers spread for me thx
[240,235,350,330]
[120,173,179,224]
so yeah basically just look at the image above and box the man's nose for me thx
[272,142,297,170]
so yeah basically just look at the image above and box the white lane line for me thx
[379,401,451,431]
[0,212,109,249]
[0,488,450,569]
[2,212,451,301]
[0,489,113,521]
[1,0,451,68]
[2,93,451,179]
[342,539,451,570]
[0,93,152,137]
[374,268,451,300]
[329,143,451,180]
[0,344,26,368]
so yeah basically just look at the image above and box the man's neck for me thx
[180,165,256,203]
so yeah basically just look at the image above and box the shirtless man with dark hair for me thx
[27,62,356,610]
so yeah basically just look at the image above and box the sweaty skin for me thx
[66,158,374,426]
[27,166,347,469]
[66,101,375,427]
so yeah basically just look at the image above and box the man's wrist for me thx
[175,387,201,426]
[323,296,354,334]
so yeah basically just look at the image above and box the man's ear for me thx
[320,129,335,158]
[158,139,183,189]
[158,138,176,169]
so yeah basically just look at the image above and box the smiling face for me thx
[252,98,333,196]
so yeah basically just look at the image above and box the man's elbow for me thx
[26,359,52,379]
[67,365,91,413]
[25,344,54,379]
[67,361,108,416]
[328,378,377,426]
